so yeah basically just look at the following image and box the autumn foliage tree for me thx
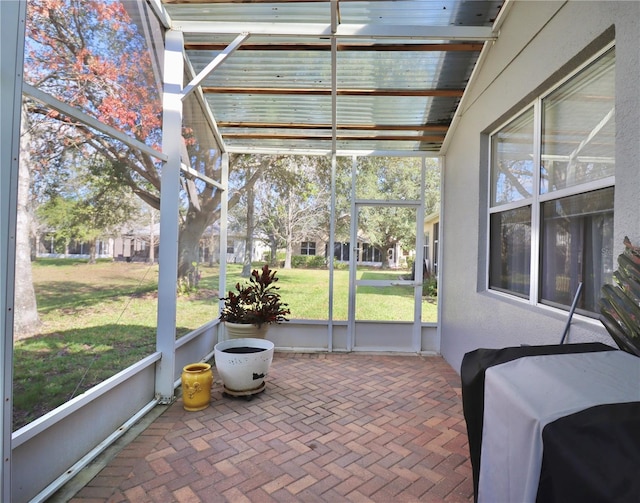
[23,0,258,282]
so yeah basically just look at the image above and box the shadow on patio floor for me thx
[62,353,473,502]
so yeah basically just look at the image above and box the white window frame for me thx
[300,241,316,256]
[487,43,615,313]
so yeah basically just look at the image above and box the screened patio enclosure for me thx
[2,1,506,501]
[156,0,499,361]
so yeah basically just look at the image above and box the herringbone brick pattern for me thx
[70,353,472,502]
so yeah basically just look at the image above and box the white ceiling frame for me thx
[25,82,224,190]
[336,149,436,158]
[182,32,250,100]
[172,21,496,41]
[23,83,167,162]
[182,46,229,158]
[181,162,223,190]
[330,0,339,33]
[335,24,495,40]
[440,0,508,154]
[171,9,497,156]
[147,0,172,29]
[226,146,335,156]
[225,145,435,158]
[330,0,339,153]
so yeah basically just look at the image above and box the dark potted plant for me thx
[219,264,290,339]
[599,236,640,356]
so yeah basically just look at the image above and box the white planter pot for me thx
[214,337,275,396]
[224,321,268,339]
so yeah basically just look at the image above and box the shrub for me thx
[406,257,415,272]
[292,255,327,269]
[219,264,290,326]
[423,277,438,298]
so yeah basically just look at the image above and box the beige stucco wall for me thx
[440,0,640,371]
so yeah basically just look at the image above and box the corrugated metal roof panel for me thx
[167,1,502,26]
[163,0,503,154]
[166,2,330,24]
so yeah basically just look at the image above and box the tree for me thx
[23,0,262,284]
[334,157,440,268]
[139,205,159,264]
[254,156,332,268]
[37,156,138,263]
[14,107,41,336]
[226,155,281,273]
[242,181,256,276]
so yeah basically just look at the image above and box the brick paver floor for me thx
[68,352,473,502]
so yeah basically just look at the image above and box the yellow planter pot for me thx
[181,363,213,411]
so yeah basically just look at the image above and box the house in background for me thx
[37,225,159,262]
[291,236,410,269]
[423,211,440,279]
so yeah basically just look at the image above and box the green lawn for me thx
[13,259,437,429]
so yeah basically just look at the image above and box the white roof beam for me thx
[225,145,436,158]
[147,0,172,29]
[336,24,495,40]
[331,0,339,33]
[181,163,223,190]
[172,21,496,41]
[182,50,228,154]
[182,32,249,100]
[226,145,334,156]
[23,83,167,162]
[24,84,221,189]
[330,0,338,154]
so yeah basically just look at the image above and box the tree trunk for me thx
[31,232,41,262]
[178,208,213,282]
[381,242,395,269]
[208,230,215,267]
[149,210,155,264]
[283,189,293,269]
[14,109,41,336]
[242,183,255,277]
[284,238,293,269]
[269,235,278,266]
[176,155,267,283]
[88,240,97,264]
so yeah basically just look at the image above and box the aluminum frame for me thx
[1,2,27,500]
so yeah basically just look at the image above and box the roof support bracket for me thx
[182,31,250,100]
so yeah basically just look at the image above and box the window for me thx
[540,188,614,310]
[361,243,382,263]
[333,242,350,261]
[489,48,615,315]
[433,222,440,276]
[301,241,316,256]
[424,232,430,271]
[226,243,234,254]
[489,206,531,297]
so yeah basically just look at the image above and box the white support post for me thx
[435,155,445,354]
[156,30,184,403]
[1,2,26,499]
[347,156,358,351]
[218,153,229,340]
[327,153,336,352]
[413,158,427,353]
